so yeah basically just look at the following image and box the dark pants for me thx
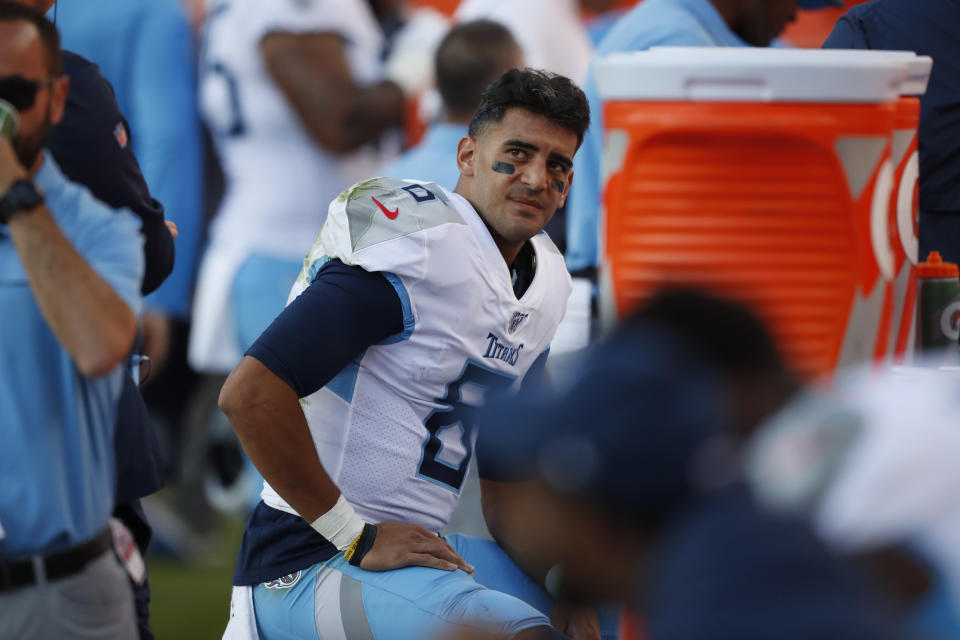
[114,349,165,640]
[113,500,154,640]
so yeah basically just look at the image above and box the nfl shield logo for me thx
[113,122,129,149]
[508,311,528,334]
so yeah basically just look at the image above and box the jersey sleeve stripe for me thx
[377,272,415,345]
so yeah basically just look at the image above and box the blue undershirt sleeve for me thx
[245,259,404,398]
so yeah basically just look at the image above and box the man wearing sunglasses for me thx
[0,4,144,639]
[5,3,176,639]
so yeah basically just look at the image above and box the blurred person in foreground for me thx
[476,294,906,640]
[218,69,598,639]
[746,366,960,639]
[54,0,203,371]
[565,0,843,280]
[633,290,960,638]
[823,0,960,264]
[384,19,523,191]
[0,5,144,638]
[189,0,413,376]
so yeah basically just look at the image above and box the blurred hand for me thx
[0,137,27,194]
[360,522,474,575]
[141,310,173,382]
[165,220,179,239]
[551,601,601,640]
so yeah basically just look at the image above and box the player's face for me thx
[0,21,68,170]
[458,108,577,253]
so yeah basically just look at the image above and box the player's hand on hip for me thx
[550,601,601,640]
[359,522,474,575]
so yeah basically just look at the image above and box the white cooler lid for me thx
[647,47,932,96]
[595,47,912,103]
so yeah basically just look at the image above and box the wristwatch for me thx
[0,179,44,224]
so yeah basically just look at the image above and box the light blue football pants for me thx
[252,534,619,639]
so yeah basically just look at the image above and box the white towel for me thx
[222,586,260,640]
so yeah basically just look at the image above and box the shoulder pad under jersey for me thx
[334,177,465,253]
[289,178,465,301]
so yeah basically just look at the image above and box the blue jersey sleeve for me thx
[246,260,404,398]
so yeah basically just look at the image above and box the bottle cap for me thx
[917,251,959,278]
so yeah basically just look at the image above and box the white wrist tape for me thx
[310,495,365,551]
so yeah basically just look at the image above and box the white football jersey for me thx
[260,178,573,530]
[199,0,396,259]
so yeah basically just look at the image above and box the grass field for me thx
[147,518,243,640]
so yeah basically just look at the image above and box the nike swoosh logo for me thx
[371,196,398,220]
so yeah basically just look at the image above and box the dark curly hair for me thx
[468,68,590,150]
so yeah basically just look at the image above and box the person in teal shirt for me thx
[0,6,144,637]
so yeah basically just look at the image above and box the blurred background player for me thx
[455,0,620,84]
[384,20,523,191]
[564,0,843,280]
[822,0,960,264]
[189,0,412,376]
[0,5,144,637]
[218,69,590,639]
[185,0,421,520]
[54,0,204,374]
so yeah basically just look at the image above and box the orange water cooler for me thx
[886,59,931,363]
[595,48,914,379]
